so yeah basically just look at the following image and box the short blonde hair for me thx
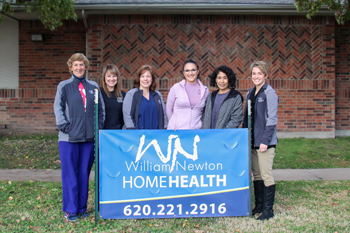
[67,53,90,74]
[250,61,268,77]
[101,64,123,98]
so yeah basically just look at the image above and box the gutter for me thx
[7,3,335,21]
[73,4,334,15]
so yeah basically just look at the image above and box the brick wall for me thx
[0,20,86,129]
[335,21,350,131]
[0,15,348,135]
[87,15,337,133]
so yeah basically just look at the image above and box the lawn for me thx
[0,134,349,232]
[0,180,349,232]
[0,134,349,170]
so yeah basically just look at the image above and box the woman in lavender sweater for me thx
[166,59,209,130]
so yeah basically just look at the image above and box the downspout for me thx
[82,10,89,79]
[82,9,88,29]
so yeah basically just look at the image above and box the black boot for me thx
[252,180,264,215]
[257,184,275,220]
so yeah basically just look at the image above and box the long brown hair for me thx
[101,64,123,98]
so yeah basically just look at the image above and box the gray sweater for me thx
[202,89,243,129]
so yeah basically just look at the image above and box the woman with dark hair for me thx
[166,59,209,129]
[123,65,166,129]
[202,66,243,129]
[54,53,105,221]
[101,64,126,129]
[243,61,279,221]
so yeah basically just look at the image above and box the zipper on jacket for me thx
[190,108,193,128]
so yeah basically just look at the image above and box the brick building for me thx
[0,0,349,138]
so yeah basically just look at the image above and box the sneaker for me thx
[79,212,90,218]
[64,212,79,221]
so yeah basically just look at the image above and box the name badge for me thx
[117,97,123,103]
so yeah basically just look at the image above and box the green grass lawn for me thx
[0,180,349,232]
[0,134,349,232]
[274,137,350,169]
[0,135,349,170]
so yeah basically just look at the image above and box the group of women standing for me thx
[54,53,278,222]
[102,59,245,131]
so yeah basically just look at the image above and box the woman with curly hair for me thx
[202,65,243,129]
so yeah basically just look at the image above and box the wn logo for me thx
[135,135,200,173]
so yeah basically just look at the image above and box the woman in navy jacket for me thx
[54,53,105,221]
[243,61,279,221]
[123,65,166,129]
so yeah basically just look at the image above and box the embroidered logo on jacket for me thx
[258,97,264,102]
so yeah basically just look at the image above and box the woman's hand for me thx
[259,143,268,153]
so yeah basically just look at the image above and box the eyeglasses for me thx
[183,69,198,73]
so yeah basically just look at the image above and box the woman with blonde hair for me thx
[123,65,166,129]
[243,61,279,221]
[54,53,105,221]
[101,64,126,129]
